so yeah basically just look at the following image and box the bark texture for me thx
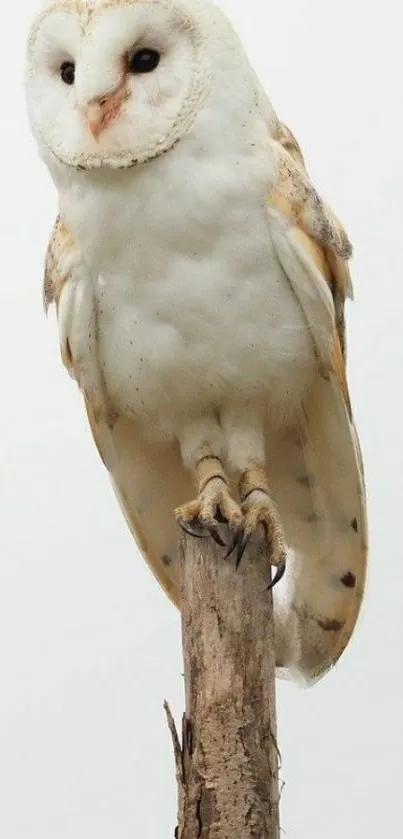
[167,533,280,839]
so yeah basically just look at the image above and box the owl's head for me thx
[25,0,221,171]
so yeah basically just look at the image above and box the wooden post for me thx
[165,532,281,838]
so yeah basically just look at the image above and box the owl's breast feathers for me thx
[44,119,353,425]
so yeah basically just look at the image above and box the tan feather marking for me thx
[270,119,353,361]
[269,140,352,259]
[270,120,306,168]
[43,216,78,377]
[43,217,76,312]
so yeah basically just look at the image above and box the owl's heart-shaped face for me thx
[26,0,210,170]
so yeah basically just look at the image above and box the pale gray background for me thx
[1,0,401,836]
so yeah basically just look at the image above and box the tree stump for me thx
[166,532,280,838]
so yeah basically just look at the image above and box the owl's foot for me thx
[231,466,287,590]
[175,457,243,547]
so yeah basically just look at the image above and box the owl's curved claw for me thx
[267,556,286,590]
[175,484,242,550]
[178,520,206,539]
[223,528,251,568]
[226,526,253,569]
[225,491,287,589]
[206,523,226,547]
[178,516,227,546]
[235,532,249,569]
[224,529,241,560]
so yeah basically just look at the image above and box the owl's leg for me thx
[174,417,243,546]
[221,406,287,589]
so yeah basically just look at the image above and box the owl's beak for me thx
[86,102,104,140]
[84,84,128,141]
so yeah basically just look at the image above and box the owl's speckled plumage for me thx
[26,0,367,684]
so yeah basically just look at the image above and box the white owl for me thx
[25,0,368,684]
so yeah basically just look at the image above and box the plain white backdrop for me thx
[1,0,402,836]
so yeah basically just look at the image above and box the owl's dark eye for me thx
[60,61,75,85]
[129,48,160,74]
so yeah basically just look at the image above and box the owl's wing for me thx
[263,119,368,682]
[43,217,185,608]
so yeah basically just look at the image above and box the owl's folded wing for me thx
[265,119,367,681]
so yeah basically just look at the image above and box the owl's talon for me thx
[223,528,243,562]
[235,489,287,589]
[178,520,206,540]
[224,530,240,560]
[175,477,242,549]
[206,523,226,547]
[235,531,249,569]
[268,557,286,590]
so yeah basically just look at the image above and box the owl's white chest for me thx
[60,144,316,438]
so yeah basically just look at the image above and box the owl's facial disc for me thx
[26,0,210,171]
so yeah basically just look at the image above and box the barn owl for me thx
[25,0,368,684]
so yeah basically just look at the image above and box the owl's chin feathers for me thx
[40,129,183,172]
